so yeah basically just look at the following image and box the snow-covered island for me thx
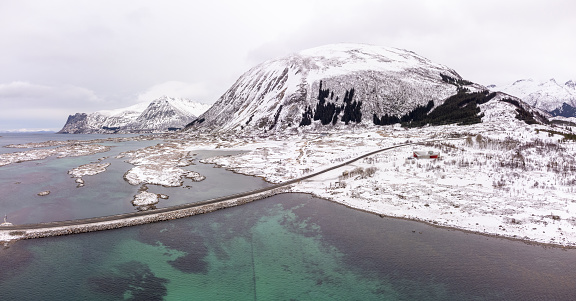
[131,190,160,211]
[0,144,112,167]
[119,142,205,187]
[68,163,111,187]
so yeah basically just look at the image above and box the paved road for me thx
[2,139,452,231]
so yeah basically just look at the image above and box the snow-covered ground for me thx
[119,142,204,187]
[2,118,575,247]
[190,121,576,247]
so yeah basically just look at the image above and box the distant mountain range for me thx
[58,44,555,135]
[489,79,576,117]
[185,43,544,134]
[58,96,211,134]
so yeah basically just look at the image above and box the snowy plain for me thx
[188,119,576,248]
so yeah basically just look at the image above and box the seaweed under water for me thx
[88,261,169,300]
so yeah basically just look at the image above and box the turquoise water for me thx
[1,134,576,300]
[2,193,576,300]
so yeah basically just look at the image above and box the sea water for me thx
[1,134,576,300]
[0,134,271,224]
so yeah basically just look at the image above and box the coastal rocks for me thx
[68,163,111,177]
[186,171,206,182]
[121,142,205,187]
[132,191,159,206]
[0,144,112,167]
[4,135,155,149]
[124,166,189,187]
[68,163,111,187]
[75,178,85,187]
[1,135,159,168]
[132,190,160,211]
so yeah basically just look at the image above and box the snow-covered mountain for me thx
[186,43,526,134]
[58,96,212,134]
[490,79,576,117]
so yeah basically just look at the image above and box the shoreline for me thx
[298,191,576,250]
[185,147,576,249]
[201,129,576,249]
[2,132,575,250]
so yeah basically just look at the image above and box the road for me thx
[1,139,452,235]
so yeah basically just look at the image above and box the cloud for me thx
[0,0,574,130]
[136,81,211,103]
[0,81,103,107]
[0,81,106,130]
[246,0,576,86]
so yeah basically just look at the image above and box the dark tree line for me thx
[373,113,400,125]
[373,100,434,126]
[184,117,205,129]
[300,80,362,126]
[500,98,540,125]
[313,93,342,125]
[341,88,362,125]
[269,105,284,130]
[404,90,495,127]
[374,90,498,127]
[440,73,473,86]
[300,106,313,126]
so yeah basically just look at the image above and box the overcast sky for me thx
[0,0,574,131]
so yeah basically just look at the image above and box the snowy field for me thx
[185,121,576,247]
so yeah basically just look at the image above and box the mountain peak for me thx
[512,79,533,85]
[493,78,576,116]
[59,96,211,134]
[186,43,491,133]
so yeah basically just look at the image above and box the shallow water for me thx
[2,193,576,300]
[0,134,160,223]
[1,134,576,300]
[0,135,271,224]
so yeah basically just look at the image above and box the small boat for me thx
[413,150,440,159]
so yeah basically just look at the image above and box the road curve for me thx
[0,139,455,240]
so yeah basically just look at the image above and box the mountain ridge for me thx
[186,43,542,134]
[490,78,576,117]
[58,96,211,134]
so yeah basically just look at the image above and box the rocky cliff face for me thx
[186,43,490,134]
[58,96,211,134]
[59,113,89,134]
